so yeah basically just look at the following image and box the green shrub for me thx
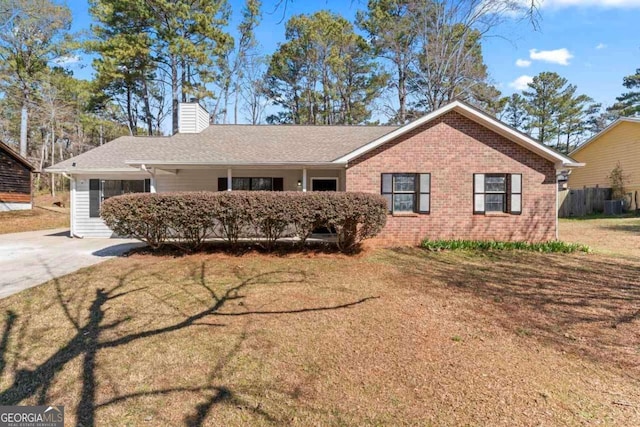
[101,191,388,253]
[420,239,590,253]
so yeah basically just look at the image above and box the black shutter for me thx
[418,173,430,213]
[218,177,228,191]
[510,174,522,214]
[473,174,485,214]
[381,173,393,213]
[273,177,284,191]
[89,179,100,218]
[144,179,151,193]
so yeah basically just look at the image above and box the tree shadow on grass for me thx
[387,248,640,371]
[602,223,640,234]
[0,260,377,426]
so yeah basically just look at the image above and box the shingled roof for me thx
[48,125,399,172]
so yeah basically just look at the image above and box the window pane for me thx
[420,174,430,193]
[232,178,250,190]
[393,194,415,212]
[485,176,506,192]
[419,193,430,212]
[485,194,505,212]
[394,174,415,192]
[102,180,121,200]
[122,180,144,194]
[251,178,273,191]
[381,174,392,193]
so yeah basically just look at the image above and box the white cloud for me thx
[595,43,607,49]
[509,75,533,91]
[515,59,532,67]
[52,55,80,66]
[529,48,573,65]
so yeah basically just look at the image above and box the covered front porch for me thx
[68,164,346,238]
[133,164,346,194]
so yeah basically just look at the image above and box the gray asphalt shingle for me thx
[49,125,399,171]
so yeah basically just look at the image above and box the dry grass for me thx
[0,207,68,235]
[0,192,69,235]
[560,216,640,258]
[0,247,638,426]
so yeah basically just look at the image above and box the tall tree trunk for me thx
[181,59,187,103]
[126,85,136,136]
[20,99,28,157]
[233,82,239,125]
[142,77,153,135]
[50,123,55,197]
[171,56,179,134]
[397,63,406,124]
[37,134,48,191]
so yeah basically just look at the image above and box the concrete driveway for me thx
[0,229,145,299]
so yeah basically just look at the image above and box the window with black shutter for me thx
[473,173,523,215]
[381,173,430,214]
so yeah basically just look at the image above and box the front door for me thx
[311,179,338,234]
[311,178,338,192]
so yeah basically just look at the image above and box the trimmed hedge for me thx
[421,239,590,253]
[101,191,387,253]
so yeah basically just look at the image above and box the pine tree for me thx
[609,68,640,117]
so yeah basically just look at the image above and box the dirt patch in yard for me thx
[0,248,638,426]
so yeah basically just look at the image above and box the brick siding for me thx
[346,111,557,246]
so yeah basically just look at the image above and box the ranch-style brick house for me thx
[46,100,582,245]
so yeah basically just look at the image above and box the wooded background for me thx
[1,0,638,195]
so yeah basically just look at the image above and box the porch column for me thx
[150,168,157,193]
[70,176,76,236]
[227,168,232,191]
[302,168,307,192]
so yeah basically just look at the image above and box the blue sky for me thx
[65,0,640,111]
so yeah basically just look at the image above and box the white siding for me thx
[74,176,114,237]
[178,103,209,133]
[73,173,148,238]
[198,107,210,133]
[72,169,343,238]
[156,169,218,192]
[156,169,342,192]
[0,202,31,211]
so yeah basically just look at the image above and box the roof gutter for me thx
[45,167,146,174]
[125,161,346,168]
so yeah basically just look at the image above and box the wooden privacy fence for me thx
[558,187,612,217]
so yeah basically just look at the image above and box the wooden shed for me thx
[0,141,34,211]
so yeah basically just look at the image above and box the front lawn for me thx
[0,207,68,235]
[0,248,638,425]
[560,216,640,257]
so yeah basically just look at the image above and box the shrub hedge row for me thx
[421,239,590,253]
[100,191,388,253]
